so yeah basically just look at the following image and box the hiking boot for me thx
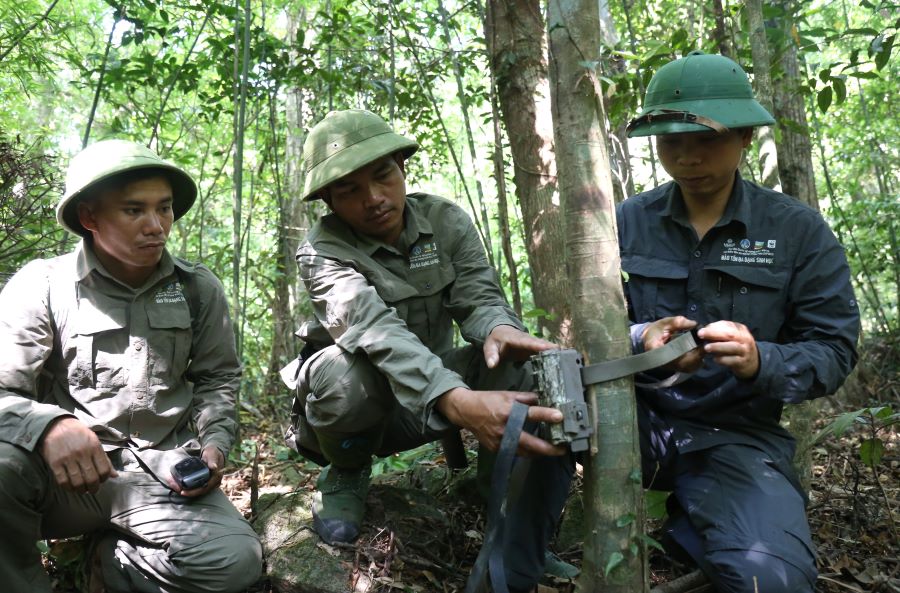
[311,464,371,544]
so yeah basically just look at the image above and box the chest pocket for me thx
[709,265,789,339]
[74,296,128,390]
[147,301,192,385]
[621,254,688,322]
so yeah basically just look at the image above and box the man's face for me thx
[77,176,174,286]
[324,154,407,245]
[655,129,753,201]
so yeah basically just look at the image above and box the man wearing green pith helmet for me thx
[282,109,575,592]
[620,51,859,592]
[0,140,262,592]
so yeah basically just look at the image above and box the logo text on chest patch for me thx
[409,241,440,270]
[720,237,776,265]
[155,281,187,304]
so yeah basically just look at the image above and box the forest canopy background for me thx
[0,0,897,422]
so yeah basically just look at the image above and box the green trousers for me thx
[0,444,262,593]
[287,343,575,592]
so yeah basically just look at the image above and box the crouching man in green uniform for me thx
[283,109,574,593]
[620,52,860,592]
[0,140,263,592]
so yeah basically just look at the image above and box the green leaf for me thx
[859,438,885,468]
[640,534,666,552]
[604,551,624,577]
[814,408,866,442]
[36,540,50,554]
[628,467,642,483]
[873,405,894,420]
[616,513,636,528]
[523,307,549,318]
[645,490,669,520]
[832,77,847,104]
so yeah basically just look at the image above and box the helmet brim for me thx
[302,131,418,201]
[57,162,197,237]
[627,98,775,138]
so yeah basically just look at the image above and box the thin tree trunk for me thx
[391,5,493,266]
[484,0,570,342]
[772,3,818,208]
[548,0,646,590]
[711,0,730,56]
[482,15,522,318]
[83,15,118,148]
[744,0,782,190]
[438,1,495,267]
[232,0,251,357]
[266,8,310,400]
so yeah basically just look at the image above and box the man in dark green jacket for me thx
[619,52,860,593]
[284,109,573,593]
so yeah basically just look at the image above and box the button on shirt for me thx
[0,243,241,474]
[296,193,524,431]
[617,175,859,455]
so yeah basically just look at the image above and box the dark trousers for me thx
[639,405,817,593]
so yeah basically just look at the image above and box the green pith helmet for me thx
[57,139,198,236]
[301,109,418,201]
[626,50,775,138]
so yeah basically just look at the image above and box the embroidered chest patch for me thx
[409,241,440,270]
[155,281,187,304]
[719,237,776,265]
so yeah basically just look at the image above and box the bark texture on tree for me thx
[547,0,646,589]
[744,0,782,191]
[485,0,571,343]
[266,10,315,398]
[772,7,819,209]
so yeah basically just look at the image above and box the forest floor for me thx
[225,395,899,593]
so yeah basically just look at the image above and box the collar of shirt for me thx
[659,172,753,235]
[74,240,187,293]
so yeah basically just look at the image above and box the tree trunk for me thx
[265,9,314,400]
[772,4,818,209]
[547,0,646,590]
[744,0,782,190]
[484,0,571,342]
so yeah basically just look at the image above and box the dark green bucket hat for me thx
[627,51,775,137]
[57,139,197,237]
[301,109,418,201]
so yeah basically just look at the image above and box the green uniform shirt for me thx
[297,193,524,431]
[0,242,241,476]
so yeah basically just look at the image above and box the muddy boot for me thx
[311,429,382,544]
[311,463,372,544]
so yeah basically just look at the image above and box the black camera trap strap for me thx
[465,401,531,593]
[465,330,701,593]
[580,329,701,388]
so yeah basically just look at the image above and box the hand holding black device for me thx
[170,456,211,491]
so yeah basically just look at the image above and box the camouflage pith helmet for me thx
[626,50,775,138]
[301,109,418,201]
[57,139,198,236]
